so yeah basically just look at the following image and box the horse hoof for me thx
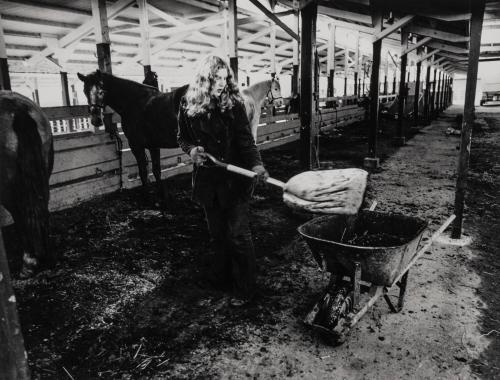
[19,253,38,279]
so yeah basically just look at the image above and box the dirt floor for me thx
[7,105,500,379]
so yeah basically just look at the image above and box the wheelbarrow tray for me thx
[298,210,428,286]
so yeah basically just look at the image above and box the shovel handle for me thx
[205,153,285,189]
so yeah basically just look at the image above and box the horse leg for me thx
[11,111,52,278]
[150,148,170,207]
[131,146,150,188]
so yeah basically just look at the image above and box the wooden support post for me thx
[396,28,409,145]
[92,0,116,136]
[449,76,454,105]
[445,75,450,108]
[424,63,431,125]
[299,0,317,169]
[92,0,112,74]
[383,51,388,95]
[364,12,382,169]
[228,0,238,81]
[430,67,437,118]
[436,70,442,114]
[413,61,421,126]
[291,10,299,95]
[138,0,152,81]
[441,72,446,111]
[441,72,448,111]
[441,71,448,111]
[0,227,30,378]
[327,24,335,105]
[354,31,360,96]
[60,71,71,106]
[344,48,348,96]
[0,15,11,90]
[392,75,396,94]
[453,0,486,238]
[362,69,366,95]
[269,2,276,81]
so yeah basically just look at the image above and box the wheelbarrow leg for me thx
[383,270,409,313]
[397,270,409,311]
[353,262,362,310]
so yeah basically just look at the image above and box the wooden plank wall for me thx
[45,107,121,211]
[45,98,366,211]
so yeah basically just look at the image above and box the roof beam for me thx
[25,0,135,65]
[0,14,80,29]
[149,17,224,39]
[174,0,221,13]
[373,15,415,42]
[417,48,439,63]
[147,3,219,47]
[427,41,468,55]
[238,15,266,25]
[401,36,432,56]
[432,56,445,65]
[317,5,372,24]
[248,0,299,41]
[320,15,401,48]
[406,25,469,43]
[245,40,295,71]
[436,51,468,61]
[239,27,271,47]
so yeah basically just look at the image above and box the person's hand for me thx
[252,165,269,186]
[190,146,207,165]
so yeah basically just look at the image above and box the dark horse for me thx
[77,70,188,200]
[78,70,282,200]
[0,91,54,277]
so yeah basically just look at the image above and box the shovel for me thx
[204,153,368,215]
[204,153,285,189]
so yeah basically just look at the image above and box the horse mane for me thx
[91,71,159,116]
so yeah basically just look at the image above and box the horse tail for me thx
[12,110,52,267]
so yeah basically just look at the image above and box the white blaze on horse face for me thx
[90,84,105,106]
[89,84,105,127]
[211,68,228,97]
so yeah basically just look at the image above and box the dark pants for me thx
[203,200,256,297]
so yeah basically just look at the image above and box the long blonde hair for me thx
[184,55,242,116]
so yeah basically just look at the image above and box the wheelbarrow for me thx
[298,209,456,344]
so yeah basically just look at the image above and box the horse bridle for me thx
[88,82,107,113]
[266,78,283,105]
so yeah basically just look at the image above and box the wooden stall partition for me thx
[256,113,301,149]
[46,106,122,211]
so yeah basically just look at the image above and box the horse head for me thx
[267,77,283,108]
[77,70,106,127]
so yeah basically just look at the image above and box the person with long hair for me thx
[177,55,269,306]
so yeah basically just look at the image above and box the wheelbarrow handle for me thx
[204,153,285,190]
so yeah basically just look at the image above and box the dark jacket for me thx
[177,97,263,207]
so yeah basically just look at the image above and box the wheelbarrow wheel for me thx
[311,284,353,345]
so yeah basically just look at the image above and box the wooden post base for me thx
[363,157,380,170]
